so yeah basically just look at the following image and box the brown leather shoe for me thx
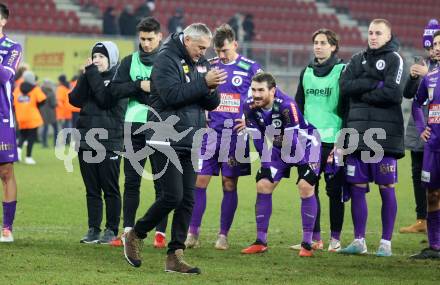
[165,249,201,274]
[399,219,427,233]
[123,229,144,267]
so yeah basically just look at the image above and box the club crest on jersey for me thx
[232,75,243,86]
[272,119,282,128]
[376,60,386,70]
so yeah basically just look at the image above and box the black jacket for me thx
[69,64,127,152]
[147,32,220,152]
[110,44,160,105]
[295,55,347,125]
[340,37,405,159]
[110,45,160,135]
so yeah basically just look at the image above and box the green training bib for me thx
[125,51,152,123]
[302,63,345,143]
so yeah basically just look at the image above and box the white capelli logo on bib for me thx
[232,75,243,87]
[376,60,386,70]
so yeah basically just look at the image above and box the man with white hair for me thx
[123,23,226,274]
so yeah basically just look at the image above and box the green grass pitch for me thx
[1,145,439,284]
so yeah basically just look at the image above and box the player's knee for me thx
[222,177,237,191]
[427,190,440,208]
[298,179,314,198]
[195,175,210,188]
[353,183,368,188]
[0,164,13,183]
[256,179,274,194]
[379,184,395,189]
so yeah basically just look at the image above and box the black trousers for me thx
[134,150,195,254]
[411,151,427,219]
[313,143,345,235]
[79,149,121,234]
[18,128,37,157]
[123,132,167,232]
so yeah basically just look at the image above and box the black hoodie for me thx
[340,36,405,159]
[147,32,220,152]
[69,42,127,152]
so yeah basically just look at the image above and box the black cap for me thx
[91,43,109,59]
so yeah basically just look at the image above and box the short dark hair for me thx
[213,24,236,48]
[434,30,440,42]
[0,3,9,20]
[136,16,160,33]
[312,29,339,54]
[252,72,276,89]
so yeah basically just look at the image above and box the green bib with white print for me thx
[302,63,345,143]
[124,51,152,123]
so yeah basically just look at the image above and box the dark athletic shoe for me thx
[99,229,117,244]
[410,247,440,260]
[80,228,100,244]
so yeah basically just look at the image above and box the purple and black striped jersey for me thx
[413,67,440,152]
[208,55,262,133]
[0,35,22,128]
[244,88,321,167]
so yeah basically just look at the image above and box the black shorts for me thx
[296,163,320,186]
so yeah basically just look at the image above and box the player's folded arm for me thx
[360,55,404,107]
[109,56,144,99]
[340,55,378,98]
